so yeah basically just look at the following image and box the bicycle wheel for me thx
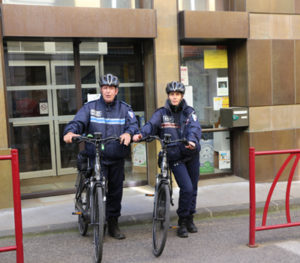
[76,174,89,236]
[152,183,170,257]
[93,187,105,263]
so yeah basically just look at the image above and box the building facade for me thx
[1,0,300,208]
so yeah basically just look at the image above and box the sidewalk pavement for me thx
[1,175,300,237]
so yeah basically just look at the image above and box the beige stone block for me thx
[291,15,300,39]
[293,105,300,128]
[247,0,294,14]
[271,15,292,39]
[249,107,271,132]
[249,14,271,39]
[271,105,294,130]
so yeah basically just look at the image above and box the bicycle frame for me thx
[73,132,120,262]
[73,133,119,219]
[140,133,187,256]
[142,134,187,204]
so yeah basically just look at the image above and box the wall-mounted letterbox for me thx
[220,107,249,128]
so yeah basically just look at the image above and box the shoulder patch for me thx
[191,112,197,121]
[128,111,134,119]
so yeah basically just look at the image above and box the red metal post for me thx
[248,147,257,247]
[11,149,24,263]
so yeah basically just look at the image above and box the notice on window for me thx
[184,85,193,107]
[87,93,101,102]
[132,143,147,167]
[204,49,228,69]
[219,151,231,169]
[217,77,229,96]
[39,102,48,115]
[180,66,189,86]
[213,96,229,110]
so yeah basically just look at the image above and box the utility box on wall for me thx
[220,107,249,128]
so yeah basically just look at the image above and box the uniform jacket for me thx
[64,96,139,163]
[140,99,202,161]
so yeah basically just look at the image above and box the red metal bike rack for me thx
[0,149,24,262]
[249,147,300,247]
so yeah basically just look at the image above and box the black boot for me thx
[107,217,126,240]
[177,217,188,238]
[186,215,198,233]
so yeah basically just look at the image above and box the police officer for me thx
[63,73,139,240]
[133,81,201,238]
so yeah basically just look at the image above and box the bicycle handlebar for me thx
[138,134,188,148]
[72,133,120,145]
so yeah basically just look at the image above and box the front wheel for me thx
[76,174,89,236]
[152,183,170,257]
[93,187,105,263]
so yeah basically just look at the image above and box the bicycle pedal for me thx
[145,193,154,197]
[72,211,82,215]
[170,225,178,229]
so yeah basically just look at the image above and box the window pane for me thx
[104,43,142,82]
[7,90,48,118]
[180,45,231,175]
[11,125,52,172]
[60,123,79,169]
[180,46,228,127]
[57,89,77,115]
[7,66,47,86]
[118,86,144,111]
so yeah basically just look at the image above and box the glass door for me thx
[51,60,100,175]
[7,60,56,179]
[7,59,100,179]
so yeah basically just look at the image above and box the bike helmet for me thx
[165,81,185,94]
[99,73,119,88]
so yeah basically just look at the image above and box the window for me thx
[180,45,231,175]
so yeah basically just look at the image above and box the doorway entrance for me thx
[7,59,100,179]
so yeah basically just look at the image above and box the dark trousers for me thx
[170,153,200,218]
[101,159,125,219]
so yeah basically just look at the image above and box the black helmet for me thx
[165,81,185,94]
[99,73,119,87]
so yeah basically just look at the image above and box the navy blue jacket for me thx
[64,96,139,163]
[140,99,202,161]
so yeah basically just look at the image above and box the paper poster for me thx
[184,85,193,107]
[132,143,147,167]
[180,66,189,86]
[213,97,229,110]
[87,93,101,102]
[213,97,223,110]
[219,151,231,169]
[200,139,214,173]
[217,77,229,96]
[39,102,48,115]
[204,49,228,69]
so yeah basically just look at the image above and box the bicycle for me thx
[72,132,119,263]
[139,133,188,257]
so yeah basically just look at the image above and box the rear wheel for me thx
[152,183,170,257]
[93,187,105,263]
[76,174,89,236]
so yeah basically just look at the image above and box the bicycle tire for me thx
[93,187,105,263]
[152,183,170,257]
[76,174,89,236]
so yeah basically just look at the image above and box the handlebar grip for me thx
[72,136,81,143]
[183,139,189,146]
